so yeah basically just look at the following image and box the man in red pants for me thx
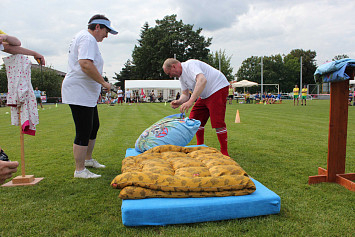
[163,58,230,156]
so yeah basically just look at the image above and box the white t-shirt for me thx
[117,89,123,98]
[62,30,103,107]
[179,59,229,99]
[125,90,131,98]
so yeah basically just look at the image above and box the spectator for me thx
[149,90,155,103]
[254,92,260,104]
[176,92,180,100]
[276,92,282,104]
[34,87,43,109]
[262,92,267,103]
[125,88,132,105]
[117,86,124,105]
[245,91,251,104]
[228,85,234,104]
[158,93,163,102]
[349,89,353,106]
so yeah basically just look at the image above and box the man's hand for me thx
[34,53,45,66]
[179,100,194,113]
[170,100,181,109]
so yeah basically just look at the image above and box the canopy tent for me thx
[125,80,181,89]
[231,80,258,88]
[125,80,181,102]
[231,80,258,93]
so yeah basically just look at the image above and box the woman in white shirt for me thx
[61,14,118,179]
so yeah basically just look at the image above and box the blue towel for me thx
[314,58,355,83]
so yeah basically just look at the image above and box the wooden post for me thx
[19,113,26,177]
[1,108,43,187]
[308,68,355,191]
[327,79,348,181]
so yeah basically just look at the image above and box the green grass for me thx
[0,100,354,237]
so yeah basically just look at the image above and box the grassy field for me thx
[0,100,354,236]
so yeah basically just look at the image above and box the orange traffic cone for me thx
[235,110,240,123]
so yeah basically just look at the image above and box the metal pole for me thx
[300,56,302,89]
[261,56,263,95]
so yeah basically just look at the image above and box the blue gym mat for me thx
[121,148,281,226]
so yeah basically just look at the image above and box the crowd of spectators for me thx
[228,91,283,104]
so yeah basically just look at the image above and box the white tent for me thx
[125,80,181,102]
[125,80,181,89]
[231,80,258,88]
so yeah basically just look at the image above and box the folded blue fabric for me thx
[314,58,355,83]
[135,114,201,152]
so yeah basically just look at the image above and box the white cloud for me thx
[1,0,355,82]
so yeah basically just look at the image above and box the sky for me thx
[1,0,355,83]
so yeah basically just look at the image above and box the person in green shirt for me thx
[301,85,307,106]
[293,85,299,106]
[228,85,234,104]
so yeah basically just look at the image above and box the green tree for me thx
[207,49,234,81]
[236,49,317,93]
[112,59,136,89]
[333,54,349,61]
[0,64,7,92]
[132,14,212,79]
[236,56,261,83]
[284,49,317,90]
[30,67,63,97]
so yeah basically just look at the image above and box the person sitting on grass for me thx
[245,91,251,104]
[261,92,267,103]
[276,92,282,104]
[254,92,260,104]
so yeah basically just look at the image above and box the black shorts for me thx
[69,104,99,146]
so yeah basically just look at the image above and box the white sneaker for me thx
[85,159,106,168]
[74,168,101,178]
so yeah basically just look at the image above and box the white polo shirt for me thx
[62,30,103,107]
[179,59,229,99]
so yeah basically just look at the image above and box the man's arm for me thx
[0,34,21,46]
[79,59,111,90]
[179,73,207,113]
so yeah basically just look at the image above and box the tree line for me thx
[0,64,63,99]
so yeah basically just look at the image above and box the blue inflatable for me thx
[135,114,201,152]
